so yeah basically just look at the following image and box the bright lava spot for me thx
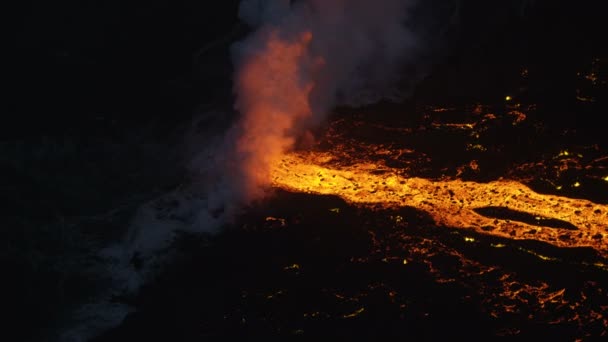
[271,151,608,258]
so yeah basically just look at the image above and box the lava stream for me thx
[271,152,608,258]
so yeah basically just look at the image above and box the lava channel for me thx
[271,151,608,258]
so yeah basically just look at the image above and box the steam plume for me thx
[225,0,420,209]
[65,2,425,337]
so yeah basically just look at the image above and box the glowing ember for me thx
[271,152,608,257]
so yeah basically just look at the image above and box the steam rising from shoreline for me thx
[60,2,424,339]
[224,0,420,210]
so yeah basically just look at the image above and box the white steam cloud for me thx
[237,0,420,111]
[117,0,425,277]
[222,0,422,210]
[60,2,427,340]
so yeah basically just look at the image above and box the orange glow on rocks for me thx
[234,30,315,200]
[271,151,608,258]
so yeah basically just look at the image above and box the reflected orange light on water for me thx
[271,152,608,257]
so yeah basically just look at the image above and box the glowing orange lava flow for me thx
[271,152,608,257]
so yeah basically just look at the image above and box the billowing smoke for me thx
[222,0,420,211]
[118,0,424,268]
[62,3,425,338]
[106,0,424,292]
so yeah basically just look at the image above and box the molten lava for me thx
[270,151,608,258]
